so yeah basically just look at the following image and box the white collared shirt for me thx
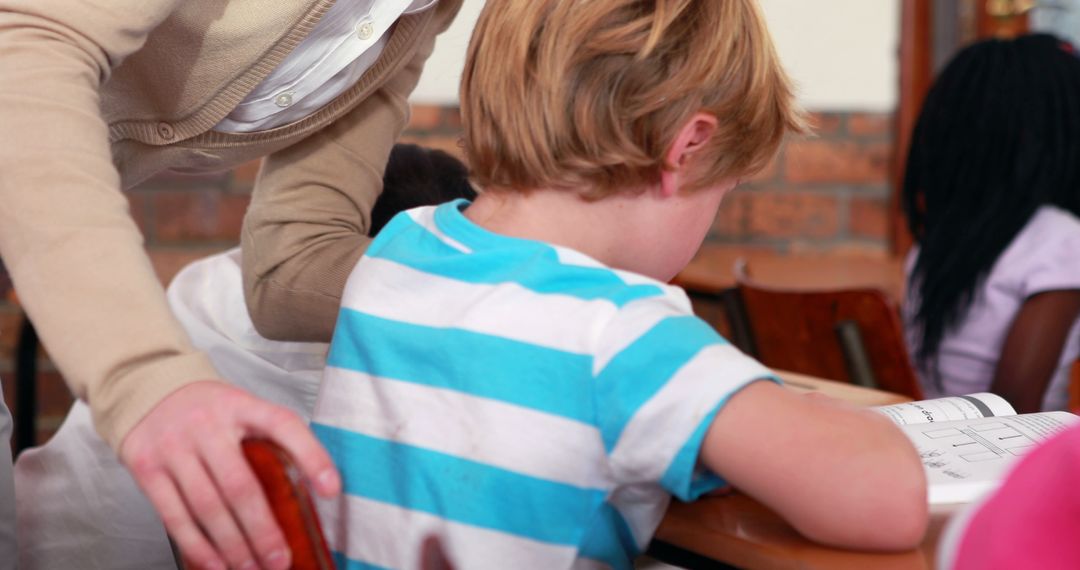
[215,0,436,133]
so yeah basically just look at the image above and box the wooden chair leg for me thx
[14,316,38,456]
[720,288,758,358]
[834,320,879,390]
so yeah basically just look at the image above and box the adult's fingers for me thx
[242,402,341,497]
[135,460,224,570]
[120,382,339,567]
[169,451,257,570]
[198,428,291,570]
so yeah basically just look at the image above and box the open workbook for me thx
[874,394,1079,505]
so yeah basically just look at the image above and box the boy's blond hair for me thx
[460,0,804,199]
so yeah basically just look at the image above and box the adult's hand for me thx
[120,381,341,570]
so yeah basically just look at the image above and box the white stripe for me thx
[552,246,608,270]
[570,558,611,570]
[407,206,472,253]
[550,245,686,303]
[591,298,685,374]
[609,344,772,482]
[342,255,618,355]
[316,367,614,489]
[318,493,578,570]
[607,483,672,549]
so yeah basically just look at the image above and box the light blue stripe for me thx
[365,203,666,307]
[314,424,606,546]
[331,551,392,570]
[327,308,596,424]
[595,316,726,451]
[577,503,638,570]
[661,378,779,501]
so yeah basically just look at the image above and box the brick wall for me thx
[714,111,893,256]
[1,105,895,448]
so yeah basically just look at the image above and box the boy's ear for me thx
[660,113,719,198]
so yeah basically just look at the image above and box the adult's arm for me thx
[990,290,1080,413]
[0,0,203,464]
[0,4,337,569]
[243,0,462,342]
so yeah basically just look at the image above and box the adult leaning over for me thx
[0,1,462,569]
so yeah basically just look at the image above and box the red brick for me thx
[848,113,893,137]
[35,370,74,417]
[407,105,445,131]
[746,151,780,184]
[746,192,841,239]
[709,192,748,239]
[806,113,843,136]
[147,246,233,286]
[784,140,890,184]
[788,241,890,257]
[0,307,25,368]
[397,134,468,163]
[442,107,462,131]
[849,196,890,240]
[153,191,251,243]
[229,159,263,193]
[126,192,152,238]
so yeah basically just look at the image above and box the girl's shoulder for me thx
[1003,205,1080,259]
[999,206,1080,296]
[1021,205,1080,242]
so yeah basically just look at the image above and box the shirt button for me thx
[356,19,375,40]
[274,92,295,108]
[156,122,175,140]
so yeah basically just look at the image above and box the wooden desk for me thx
[649,372,955,569]
[676,245,905,302]
[774,370,910,407]
[652,496,956,570]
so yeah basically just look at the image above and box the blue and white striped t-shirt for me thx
[312,200,775,570]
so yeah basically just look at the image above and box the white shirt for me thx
[215,0,436,133]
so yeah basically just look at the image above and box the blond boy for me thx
[311,1,928,567]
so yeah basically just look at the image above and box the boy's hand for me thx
[119,381,341,570]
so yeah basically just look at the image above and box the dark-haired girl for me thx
[903,33,1080,413]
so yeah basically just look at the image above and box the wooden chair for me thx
[732,260,924,400]
[677,284,758,357]
[172,439,335,570]
[171,440,463,569]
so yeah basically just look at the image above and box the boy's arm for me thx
[700,381,928,551]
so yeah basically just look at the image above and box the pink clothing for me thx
[943,422,1080,569]
[904,206,1080,410]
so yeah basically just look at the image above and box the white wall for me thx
[410,1,485,106]
[411,0,900,112]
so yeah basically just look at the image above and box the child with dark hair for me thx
[371,144,476,236]
[903,33,1080,413]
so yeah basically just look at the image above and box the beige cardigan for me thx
[0,0,461,449]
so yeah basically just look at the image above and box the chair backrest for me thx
[243,439,336,570]
[733,263,924,400]
[171,439,335,570]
